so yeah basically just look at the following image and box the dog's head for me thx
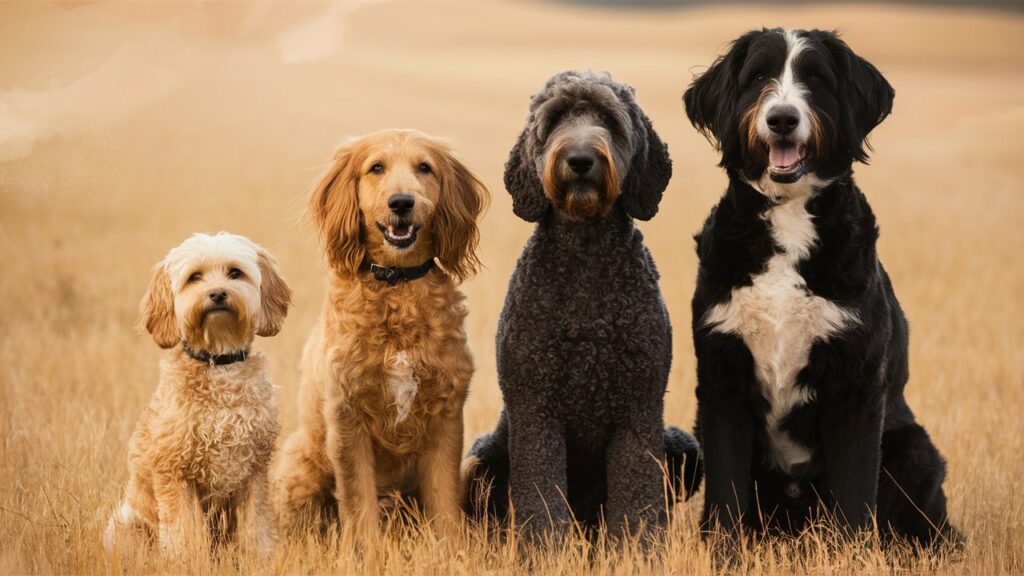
[310,130,489,282]
[505,70,672,222]
[139,232,292,354]
[684,29,894,198]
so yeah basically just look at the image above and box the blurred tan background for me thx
[1,1,1022,573]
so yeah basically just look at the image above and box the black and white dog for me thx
[683,28,959,547]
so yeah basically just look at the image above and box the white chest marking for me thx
[704,195,857,473]
[385,351,419,425]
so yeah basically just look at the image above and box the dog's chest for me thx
[338,284,469,422]
[183,370,275,495]
[705,198,856,473]
[385,351,419,425]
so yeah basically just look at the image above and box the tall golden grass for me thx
[1,1,1021,574]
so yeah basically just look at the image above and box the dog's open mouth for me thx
[767,142,808,183]
[376,222,418,249]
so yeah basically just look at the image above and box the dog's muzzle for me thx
[545,143,619,219]
[765,105,809,183]
[203,300,236,319]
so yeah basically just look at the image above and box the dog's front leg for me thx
[153,475,204,556]
[234,470,276,556]
[697,396,754,537]
[326,401,379,549]
[605,406,666,536]
[819,385,884,535]
[418,408,464,536]
[695,332,757,540]
[507,402,570,538]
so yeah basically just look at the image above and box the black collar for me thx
[361,258,435,286]
[182,341,249,366]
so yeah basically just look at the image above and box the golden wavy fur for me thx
[271,130,489,547]
[104,233,292,557]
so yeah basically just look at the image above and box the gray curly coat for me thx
[463,71,702,536]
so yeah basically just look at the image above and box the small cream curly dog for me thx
[104,232,291,556]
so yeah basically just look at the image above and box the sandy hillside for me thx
[1,1,1022,574]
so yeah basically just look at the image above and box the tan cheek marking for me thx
[806,107,830,162]
[595,138,620,213]
[542,139,568,203]
[741,84,775,165]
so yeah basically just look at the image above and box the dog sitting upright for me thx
[463,71,702,538]
[683,29,959,546]
[271,130,489,547]
[104,232,291,556]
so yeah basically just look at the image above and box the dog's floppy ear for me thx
[504,125,549,222]
[620,107,672,221]
[309,143,364,274]
[820,31,895,163]
[139,262,179,349]
[255,248,292,337]
[434,149,489,283]
[683,31,757,149]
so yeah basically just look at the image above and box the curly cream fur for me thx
[104,233,291,557]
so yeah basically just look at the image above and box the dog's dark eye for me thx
[369,163,384,174]
[187,272,202,283]
[227,268,243,280]
[755,74,766,82]
[809,74,821,82]
[418,162,432,174]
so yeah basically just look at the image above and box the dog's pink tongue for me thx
[770,143,800,168]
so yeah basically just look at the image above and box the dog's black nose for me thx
[767,106,800,135]
[209,291,227,304]
[566,151,596,175]
[388,194,415,215]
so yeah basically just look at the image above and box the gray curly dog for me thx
[462,71,703,537]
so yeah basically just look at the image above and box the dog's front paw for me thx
[102,516,118,554]
[158,526,185,557]
[244,535,276,558]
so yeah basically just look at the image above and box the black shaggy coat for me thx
[693,177,956,544]
[464,71,701,536]
[683,28,960,547]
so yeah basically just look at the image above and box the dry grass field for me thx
[1,1,1022,574]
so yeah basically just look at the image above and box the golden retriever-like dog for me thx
[271,130,488,545]
[104,232,292,556]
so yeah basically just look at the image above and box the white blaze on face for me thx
[748,29,828,199]
[756,29,812,147]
